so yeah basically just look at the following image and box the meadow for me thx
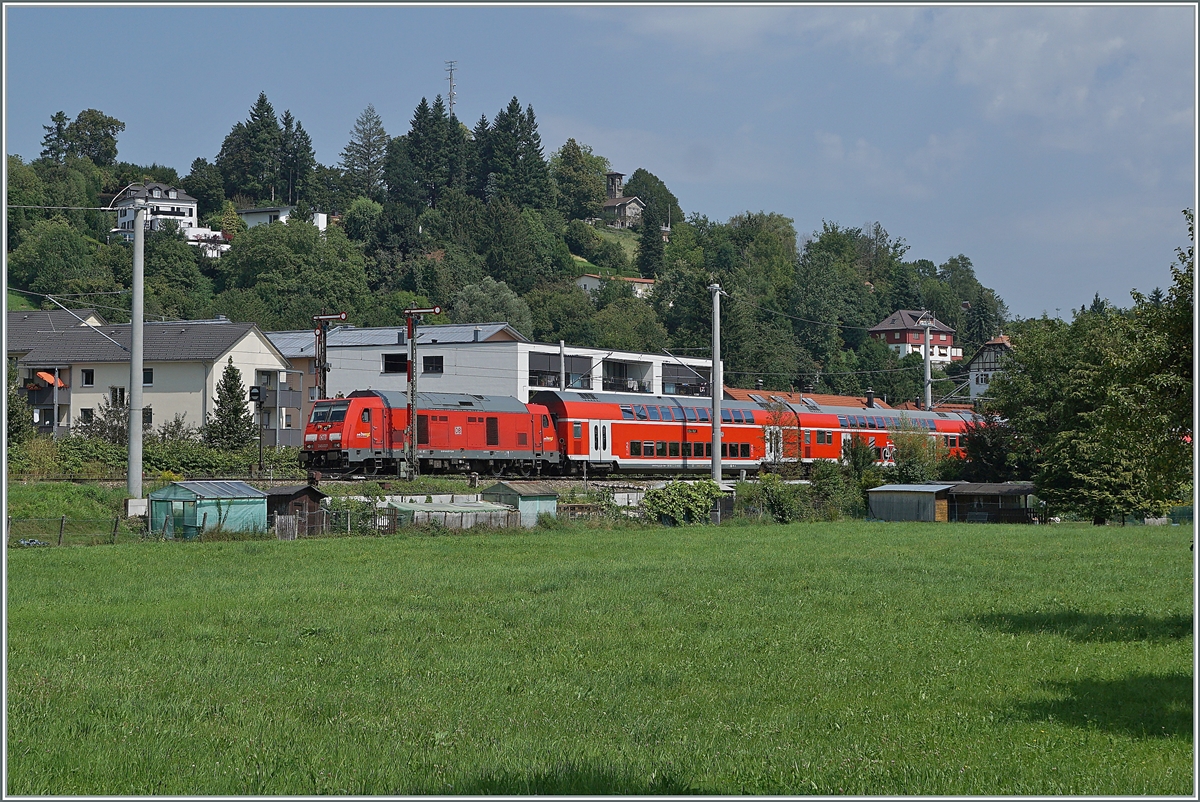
[6,520,1193,795]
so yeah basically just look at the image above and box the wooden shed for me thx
[866,484,955,522]
[947,483,1038,523]
[148,481,267,538]
[480,481,559,527]
[265,485,330,538]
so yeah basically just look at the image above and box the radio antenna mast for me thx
[445,60,457,119]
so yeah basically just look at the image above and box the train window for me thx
[518,433,528,446]
[486,417,499,446]
[634,405,648,420]
[573,422,582,438]
[743,411,756,424]
[682,442,692,457]
[309,404,330,423]
[647,406,661,421]
[630,441,642,457]
[740,443,751,458]
[620,405,635,420]
[361,410,370,423]
[684,407,697,422]
[865,417,876,429]
[697,408,710,422]
[643,441,654,456]
[668,442,680,457]
[328,402,350,422]
[594,425,599,450]
[661,407,678,421]
[720,443,728,458]
[703,442,712,457]
[542,415,549,428]
[873,416,883,428]
[837,415,849,427]
[656,441,667,457]
[602,425,607,450]
[731,410,743,424]
[720,409,732,423]
[804,431,811,444]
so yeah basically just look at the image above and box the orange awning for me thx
[35,371,66,388]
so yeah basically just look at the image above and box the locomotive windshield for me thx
[309,401,351,423]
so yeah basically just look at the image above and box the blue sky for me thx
[4,4,1195,319]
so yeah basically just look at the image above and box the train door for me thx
[588,419,612,462]
[841,432,852,462]
[467,416,485,448]
[368,406,383,450]
[533,414,547,456]
[764,425,783,463]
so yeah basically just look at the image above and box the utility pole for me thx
[918,310,933,410]
[127,201,146,499]
[709,283,723,482]
[445,60,457,119]
[403,306,441,481]
[312,312,347,400]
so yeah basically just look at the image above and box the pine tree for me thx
[246,92,282,201]
[636,204,665,278]
[467,113,491,200]
[278,110,316,206]
[341,104,389,202]
[40,111,71,163]
[515,103,554,209]
[203,357,256,450]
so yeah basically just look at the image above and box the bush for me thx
[641,480,724,525]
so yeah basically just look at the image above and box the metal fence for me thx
[7,516,144,547]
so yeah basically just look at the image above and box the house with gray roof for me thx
[111,182,199,241]
[8,309,108,436]
[17,318,296,444]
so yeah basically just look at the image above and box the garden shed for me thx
[148,481,267,538]
[480,481,559,527]
[866,484,955,522]
[265,484,329,537]
[947,482,1038,523]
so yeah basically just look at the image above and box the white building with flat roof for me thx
[269,322,713,407]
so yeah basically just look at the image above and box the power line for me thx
[7,205,119,211]
[7,287,172,321]
[722,293,875,332]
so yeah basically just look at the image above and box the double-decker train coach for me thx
[764,396,974,466]
[300,389,558,476]
[531,390,767,474]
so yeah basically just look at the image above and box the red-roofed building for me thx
[869,310,963,363]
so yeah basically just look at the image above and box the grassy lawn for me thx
[7,289,37,311]
[6,521,1192,794]
[595,225,640,263]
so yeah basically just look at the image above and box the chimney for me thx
[755,378,764,391]
[397,329,406,345]
[866,387,875,408]
[473,326,482,342]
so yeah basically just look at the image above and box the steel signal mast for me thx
[404,305,442,480]
[313,312,347,401]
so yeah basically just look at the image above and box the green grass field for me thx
[6,521,1192,795]
[7,289,37,311]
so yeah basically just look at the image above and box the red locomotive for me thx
[301,388,973,477]
[300,390,558,476]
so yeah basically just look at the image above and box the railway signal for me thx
[403,306,442,481]
[312,312,347,401]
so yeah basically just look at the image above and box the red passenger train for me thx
[300,388,975,476]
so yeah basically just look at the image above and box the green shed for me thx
[148,481,268,539]
[480,481,559,527]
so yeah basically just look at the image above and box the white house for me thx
[575,274,655,300]
[268,322,713,408]
[964,335,1013,399]
[16,318,299,445]
[111,182,199,241]
[237,205,328,232]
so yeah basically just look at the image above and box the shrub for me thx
[641,480,723,525]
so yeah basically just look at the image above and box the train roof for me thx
[532,390,761,409]
[780,401,977,424]
[346,389,531,413]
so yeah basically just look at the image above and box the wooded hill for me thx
[8,94,1009,401]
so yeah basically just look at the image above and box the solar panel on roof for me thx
[748,393,765,403]
[802,398,820,409]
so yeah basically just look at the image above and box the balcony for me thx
[18,384,70,407]
[602,377,652,393]
[261,427,304,448]
[262,387,302,409]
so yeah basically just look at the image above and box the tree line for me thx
[8,91,1014,407]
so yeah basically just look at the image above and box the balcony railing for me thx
[18,386,70,407]
[602,377,651,393]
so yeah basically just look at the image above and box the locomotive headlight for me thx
[305,434,317,442]
[329,432,342,441]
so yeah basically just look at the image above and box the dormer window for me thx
[168,190,177,199]
[152,188,162,198]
